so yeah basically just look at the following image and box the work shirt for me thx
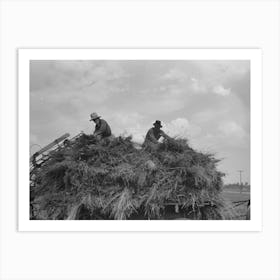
[143,128,166,147]
[94,119,112,138]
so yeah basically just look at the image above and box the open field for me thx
[222,189,250,220]
[222,191,250,202]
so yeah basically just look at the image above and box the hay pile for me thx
[30,134,235,220]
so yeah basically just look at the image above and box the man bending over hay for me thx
[143,120,171,150]
[89,112,112,140]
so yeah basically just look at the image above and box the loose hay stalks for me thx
[31,135,232,220]
[110,188,138,220]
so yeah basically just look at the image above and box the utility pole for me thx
[237,170,244,193]
[237,170,244,185]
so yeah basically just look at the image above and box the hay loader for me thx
[29,132,86,217]
[29,132,86,172]
[30,133,70,172]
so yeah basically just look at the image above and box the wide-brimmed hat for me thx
[153,120,162,128]
[89,112,101,121]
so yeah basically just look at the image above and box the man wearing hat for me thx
[143,120,170,149]
[90,112,112,140]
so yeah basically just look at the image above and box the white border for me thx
[18,49,262,231]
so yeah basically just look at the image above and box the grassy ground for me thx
[222,189,250,220]
[222,191,250,202]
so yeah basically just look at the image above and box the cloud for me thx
[226,69,250,107]
[161,68,187,82]
[193,121,248,151]
[133,86,187,116]
[191,108,228,124]
[218,121,246,137]
[191,61,250,83]
[212,85,231,96]
[164,118,201,139]
[190,77,207,93]
[188,61,249,99]
[107,112,146,143]
[108,116,202,145]
[30,60,129,92]
[190,78,231,97]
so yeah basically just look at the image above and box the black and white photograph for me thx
[29,57,251,221]
[2,1,280,279]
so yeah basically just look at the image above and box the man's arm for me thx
[160,130,172,140]
[146,128,159,144]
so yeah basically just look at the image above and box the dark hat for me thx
[90,112,101,121]
[153,120,162,128]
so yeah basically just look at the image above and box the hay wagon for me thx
[30,133,241,220]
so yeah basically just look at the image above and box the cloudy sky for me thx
[30,60,250,184]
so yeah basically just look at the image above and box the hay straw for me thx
[30,135,232,220]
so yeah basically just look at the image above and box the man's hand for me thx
[161,131,172,140]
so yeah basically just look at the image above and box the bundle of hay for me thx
[30,135,236,220]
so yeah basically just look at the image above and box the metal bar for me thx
[30,133,70,161]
